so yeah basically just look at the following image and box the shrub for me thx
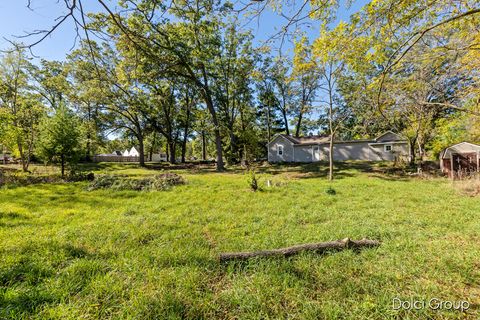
[87,173,185,191]
[247,169,259,192]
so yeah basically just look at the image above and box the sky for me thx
[0,0,369,62]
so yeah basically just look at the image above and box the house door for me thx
[313,146,321,161]
[452,153,477,174]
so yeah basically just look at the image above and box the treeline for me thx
[0,0,478,176]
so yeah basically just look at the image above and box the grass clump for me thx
[325,186,336,195]
[87,173,185,191]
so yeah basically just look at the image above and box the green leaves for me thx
[38,104,82,175]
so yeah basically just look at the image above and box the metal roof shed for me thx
[440,142,480,178]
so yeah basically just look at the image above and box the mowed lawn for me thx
[0,163,479,319]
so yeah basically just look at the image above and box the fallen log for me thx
[219,238,380,262]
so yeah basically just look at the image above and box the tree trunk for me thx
[17,140,28,172]
[166,143,169,163]
[181,138,187,163]
[204,94,224,170]
[138,134,145,167]
[199,66,224,171]
[168,139,176,164]
[181,117,190,163]
[213,129,224,170]
[85,104,92,162]
[417,139,426,167]
[61,154,65,178]
[328,133,334,181]
[229,130,237,164]
[409,137,417,166]
[282,109,290,136]
[266,105,271,143]
[181,92,192,163]
[202,130,207,161]
[295,109,303,137]
[327,71,335,181]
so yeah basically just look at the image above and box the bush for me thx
[247,169,259,192]
[87,173,185,191]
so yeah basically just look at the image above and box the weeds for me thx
[455,174,480,197]
[87,173,185,191]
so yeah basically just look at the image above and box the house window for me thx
[277,145,284,156]
[384,145,392,152]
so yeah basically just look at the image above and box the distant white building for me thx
[94,146,166,163]
[128,147,140,157]
[120,146,167,161]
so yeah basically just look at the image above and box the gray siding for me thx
[268,134,410,163]
[293,145,313,162]
[328,142,409,161]
[268,136,294,162]
[290,141,409,162]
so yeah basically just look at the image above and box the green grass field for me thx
[0,162,479,319]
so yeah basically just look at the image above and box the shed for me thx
[440,142,480,177]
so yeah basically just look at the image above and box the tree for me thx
[89,0,234,171]
[254,57,285,155]
[66,46,108,161]
[292,36,319,137]
[33,60,71,110]
[214,24,256,164]
[68,41,150,166]
[38,104,82,177]
[269,57,294,136]
[0,48,43,172]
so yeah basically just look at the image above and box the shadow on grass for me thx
[0,242,115,318]
[0,288,58,318]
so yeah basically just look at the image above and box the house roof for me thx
[441,142,480,159]
[295,135,330,144]
[270,131,407,146]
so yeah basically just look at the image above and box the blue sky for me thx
[0,0,368,61]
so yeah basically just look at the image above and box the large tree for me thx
[0,48,44,172]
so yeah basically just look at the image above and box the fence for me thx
[92,155,146,163]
